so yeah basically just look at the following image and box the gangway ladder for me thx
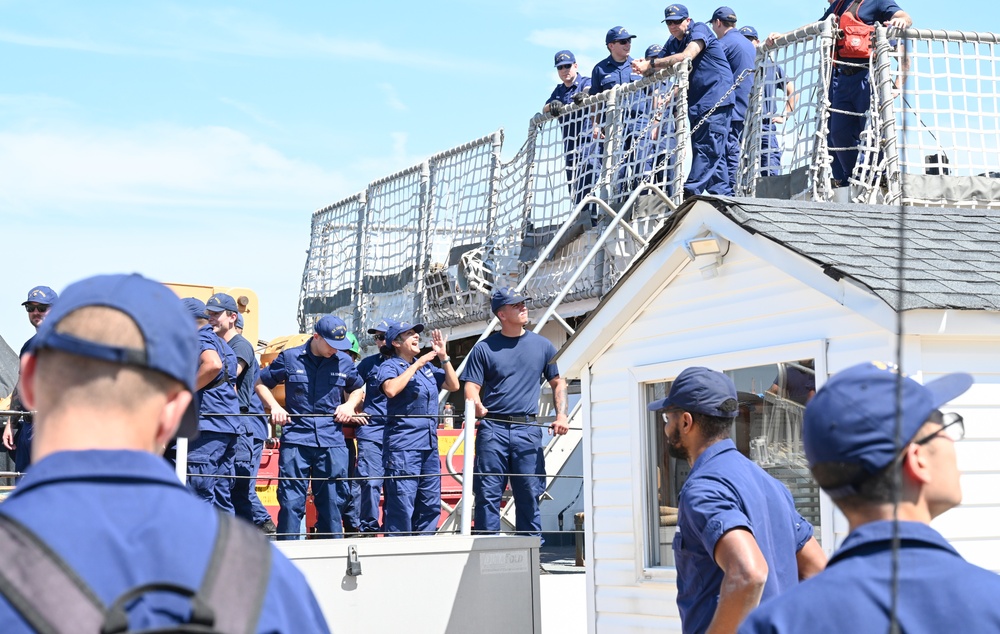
[437,174,680,533]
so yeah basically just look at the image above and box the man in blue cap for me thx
[634,4,736,197]
[354,318,396,535]
[461,287,569,536]
[742,362,1000,632]
[177,297,241,513]
[639,42,678,194]
[545,50,596,207]
[709,6,756,192]
[207,293,275,534]
[0,273,329,632]
[257,314,365,539]
[649,366,825,634]
[4,285,59,480]
[741,26,797,176]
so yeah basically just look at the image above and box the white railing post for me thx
[461,399,476,536]
[174,436,188,485]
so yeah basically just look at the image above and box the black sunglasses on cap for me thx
[24,304,49,314]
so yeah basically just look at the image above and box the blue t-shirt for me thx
[459,330,559,418]
[719,29,756,122]
[226,333,267,439]
[590,55,642,95]
[197,324,240,435]
[674,439,813,634]
[355,352,390,442]
[662,22,735,119]
[258,341,363,448]
[0,450,330,633]
[376,356,446,452]
[740,521,1000,633]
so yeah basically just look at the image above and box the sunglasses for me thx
[666,19,685,25]
[557,64,573,71]
[615,39,633,45]
[373,334,386,341]
[24,304,49,314]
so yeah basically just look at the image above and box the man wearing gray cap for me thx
[741,362,1000,633]
[650,367,824,634]
[0,273,329,632]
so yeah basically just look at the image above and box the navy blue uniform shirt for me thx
[662,22,735,118]
[675,439,813,634]
[719,28,756,122]
[549,73,592,105]
[377,357,445,452]
[356,352,390,442]
[259,341,363,448]
[590,55,642,95]
[197,324,240,435]
[227,333,267,439]
[0,450,330,633]
[741,520,1000,633]
[460,330,559,418]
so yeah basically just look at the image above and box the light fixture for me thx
[683,234,730,279]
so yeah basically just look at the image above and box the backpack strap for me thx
[0,513,105,634]
[198,513,272,634]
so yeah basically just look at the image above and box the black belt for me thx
[482,414,536,424]
[836,63,867,77]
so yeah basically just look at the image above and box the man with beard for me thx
[650,367,825,634]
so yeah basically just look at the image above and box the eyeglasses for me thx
[24,304,49,314]
[373,334,386,341]
[914,412,965,445]
[557,64,573,71]
[659,408,683,424]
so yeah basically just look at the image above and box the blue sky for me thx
[0,0,987,350]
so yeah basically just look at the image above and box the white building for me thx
[556,196,1000,632]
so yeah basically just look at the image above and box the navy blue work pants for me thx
[276,443,349,540]
[186,430,237,514]
[356,439,384,533]
[233,433,271,526]
[726,119,745,192]
[828,69,871,184]
[473,423,545,535]
[685,105,733,196]
[383,448,441,535]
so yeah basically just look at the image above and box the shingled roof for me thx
[702,197,1000,311]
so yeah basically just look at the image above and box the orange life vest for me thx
[835,0,875,60]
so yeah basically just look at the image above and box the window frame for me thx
[627,340,830,581]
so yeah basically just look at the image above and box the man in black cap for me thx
[650,366,824,634]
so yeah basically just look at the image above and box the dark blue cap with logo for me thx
[384,321,424,345]
[23,286,58,306]
[606,26,637,44]
[491,287,531,314]
[647,367,740,418]
[663,4,689,21]
[804,362,973,477]
[739,25,759,39]
[28,273,200,437]
[367,319,395,334]
[205,292,237,313]
[235,313,244,329]
[645,43,664,59]
[711,6,738,22]
[181,297,208,320]
[315,315,352,351]
[554,50,576,66]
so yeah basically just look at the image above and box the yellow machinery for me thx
[163,282,260,347]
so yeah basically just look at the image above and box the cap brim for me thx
[924,372,973,409]
[324,337,353,351]
[175,390,201,440]
[204,306,226,313]
[366,328,386,334]
[647,396,671,411]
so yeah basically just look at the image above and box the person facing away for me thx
[741,361,1000,633]
[0,272,328,633]
[650,366,826,634]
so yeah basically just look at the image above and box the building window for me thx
[643,360,820,568]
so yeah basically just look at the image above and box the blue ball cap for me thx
[315,314,352,351]
[739,25,759,39]
[384,321,425,345]
[711,6,738,22]
[22,285,58,306]
[28,274,200,437]
[367,318,395,335]
[647,367,740,418]
[181,297,208,320]
[554,50,576,67]
[663,4,689,22]
[606,26,637,44]
[804,362,973,478]
[235,313,244,329]
[645,43,664,59]
[205,292,237,313]
[491,287,531,314]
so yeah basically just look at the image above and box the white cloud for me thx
[379,83,408,112]
[219,98,283,130]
